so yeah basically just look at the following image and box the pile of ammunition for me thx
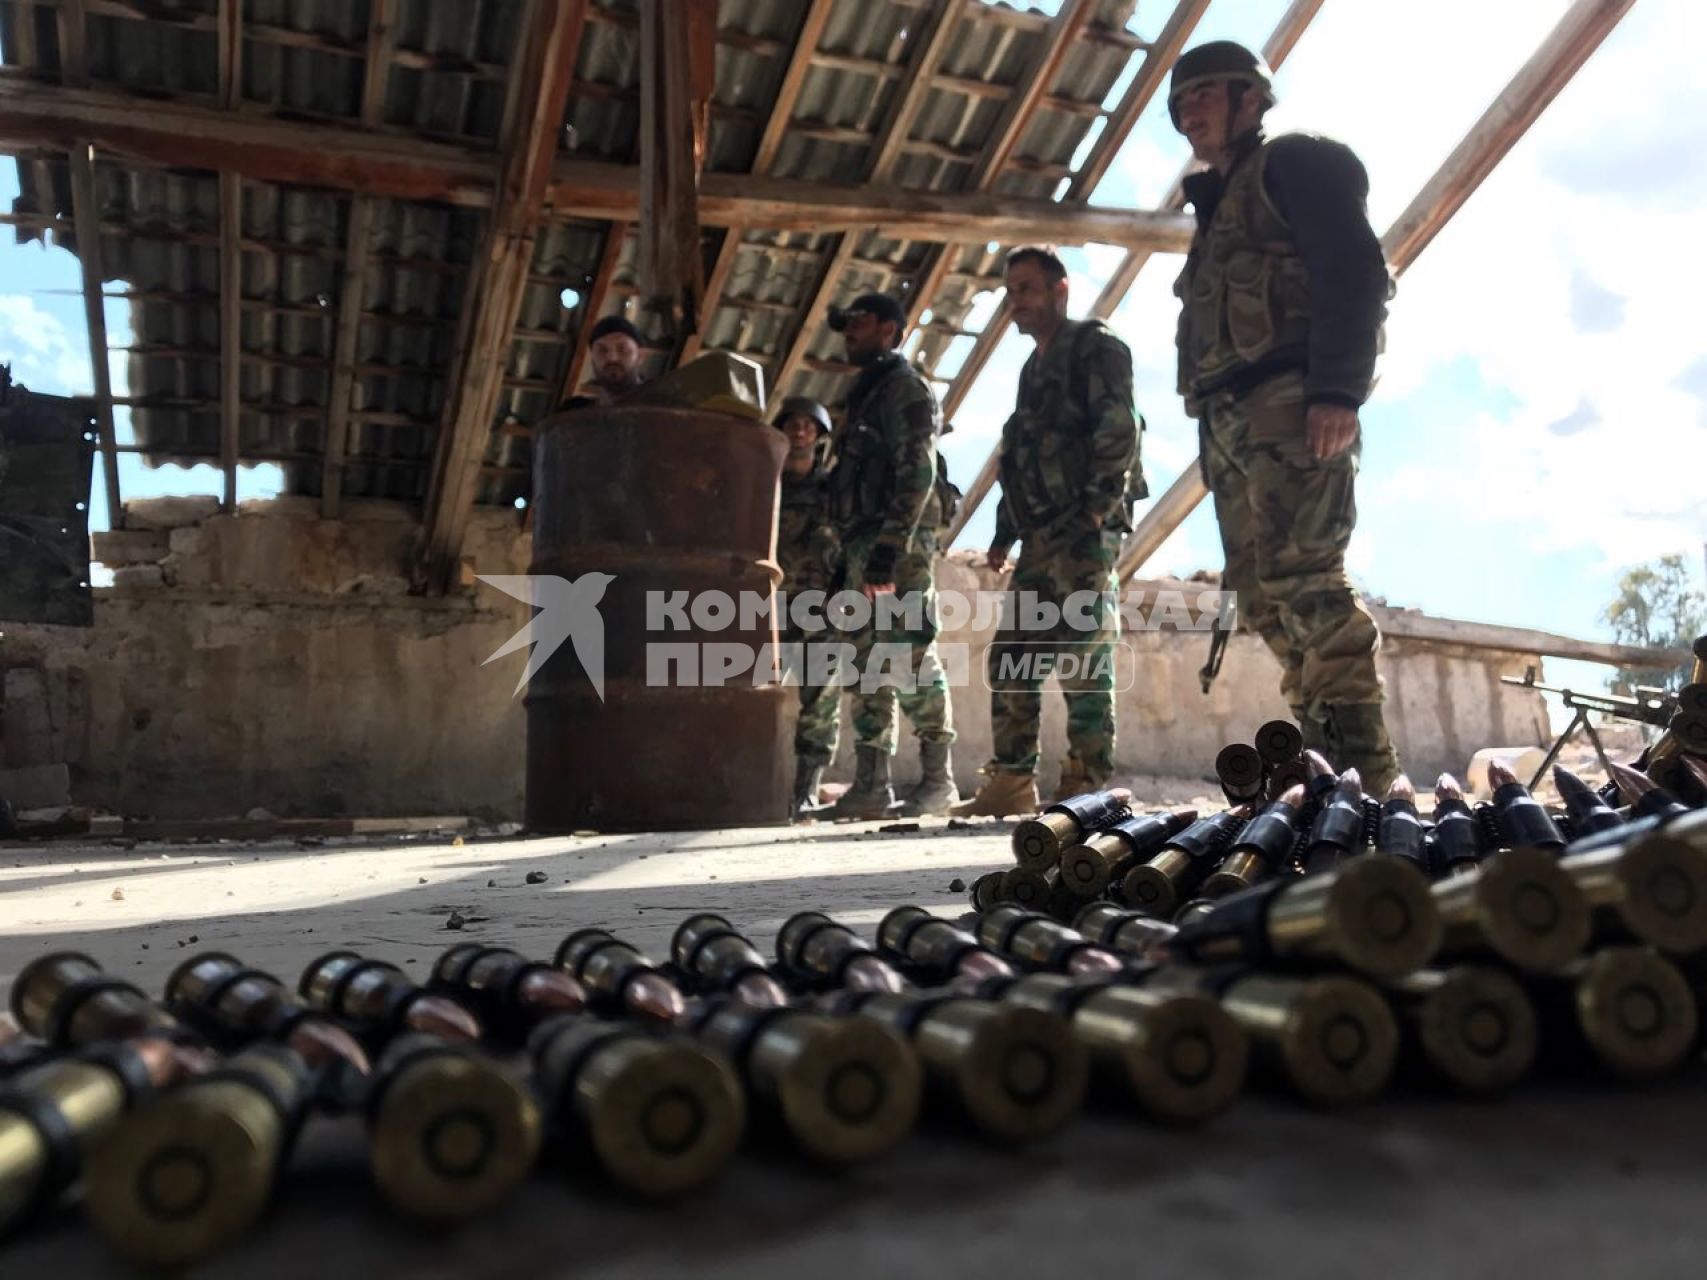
[965,734,1707,1105]
[2,728,1705,1266]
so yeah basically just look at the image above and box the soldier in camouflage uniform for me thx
[1169,41,1401,792]
[955,248,1143,818]
[774,396,843,818]
[821,293,958,820]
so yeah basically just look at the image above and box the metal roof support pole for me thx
[218,171,242,512]
[67,147,123,530]
[321,2,395,518]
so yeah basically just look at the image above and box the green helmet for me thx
[1168,41,1276,130]
[773,396,831,435]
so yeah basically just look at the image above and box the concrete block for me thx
[167,525,207,556]
[111,565,165,591]
[0,763,71,808]
[124,496,220,530]
[91,529,169,566]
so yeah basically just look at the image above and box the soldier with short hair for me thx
[1168,40,1400,791]
[955,247,1143,818]
[820,293,958,819]
[773,396,843,818]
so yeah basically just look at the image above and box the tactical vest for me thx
[827,357,942,537]
[998,319,1138,535]
[1174,138,1313,397]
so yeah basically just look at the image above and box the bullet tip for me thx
[1486,759,1521,789]
[1303,749,1336,778]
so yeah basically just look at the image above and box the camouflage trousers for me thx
[1202,371,1398,785]
[986,518,1122,782]
[840,531,955,755]
[791,645,843,765]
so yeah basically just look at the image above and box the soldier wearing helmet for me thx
[773,395,842,817]
[1170,40,1401,791]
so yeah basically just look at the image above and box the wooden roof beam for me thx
[416,0,589,593]
[683,0,835,365]
[770,0,966,397]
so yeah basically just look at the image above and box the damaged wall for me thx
[0,498,1551,821]
[0,496,533,821]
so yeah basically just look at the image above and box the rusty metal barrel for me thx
[527,405,789,831]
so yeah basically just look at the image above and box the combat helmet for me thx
[1168,41,1276,129]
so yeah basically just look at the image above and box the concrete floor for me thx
[4,804,1705,1278]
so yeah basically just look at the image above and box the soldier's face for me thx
[781,415,820,453]
[1004,260,1067,337]
[1175,82,1233,159]
[590,334,641,387]
[841,312,895,363]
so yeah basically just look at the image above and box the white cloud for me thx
[0,295,90,395]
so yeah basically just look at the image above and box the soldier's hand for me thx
[1306,403,1360,460]
[985,547,1011,573]
[862,581,896,600]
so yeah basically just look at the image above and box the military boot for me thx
[950,770,1041,819]
[1324,703,1400,796]
[826,745,901,821]
[1050,757,1101,804]
[900,740,959,817]
[792,756,828,821]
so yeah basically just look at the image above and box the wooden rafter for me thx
[942,0,1317,546]
[636,0,714,342]
[935,0,1211,425]
[1065,0,1211,202]
[770,1,966,397]
[901,0,1101,332]
[681,0,834,364]
[321,1,393,518]
[56,0,89,86]
[1112,0,1640,582]
[0,82,1196,248]
[557,222,629,404]
[217,0,242,109]
[417,0,590,593]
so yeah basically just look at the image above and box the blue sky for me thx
[3,0,1702,678]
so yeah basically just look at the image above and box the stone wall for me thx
[1,496,533,820]
[0,499,1552,820]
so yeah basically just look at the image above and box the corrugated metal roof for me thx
[3,0,1164,507]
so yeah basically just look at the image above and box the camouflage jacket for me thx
[826,352,942,572]
[777,461,840,596]
[995,319,1142,547]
